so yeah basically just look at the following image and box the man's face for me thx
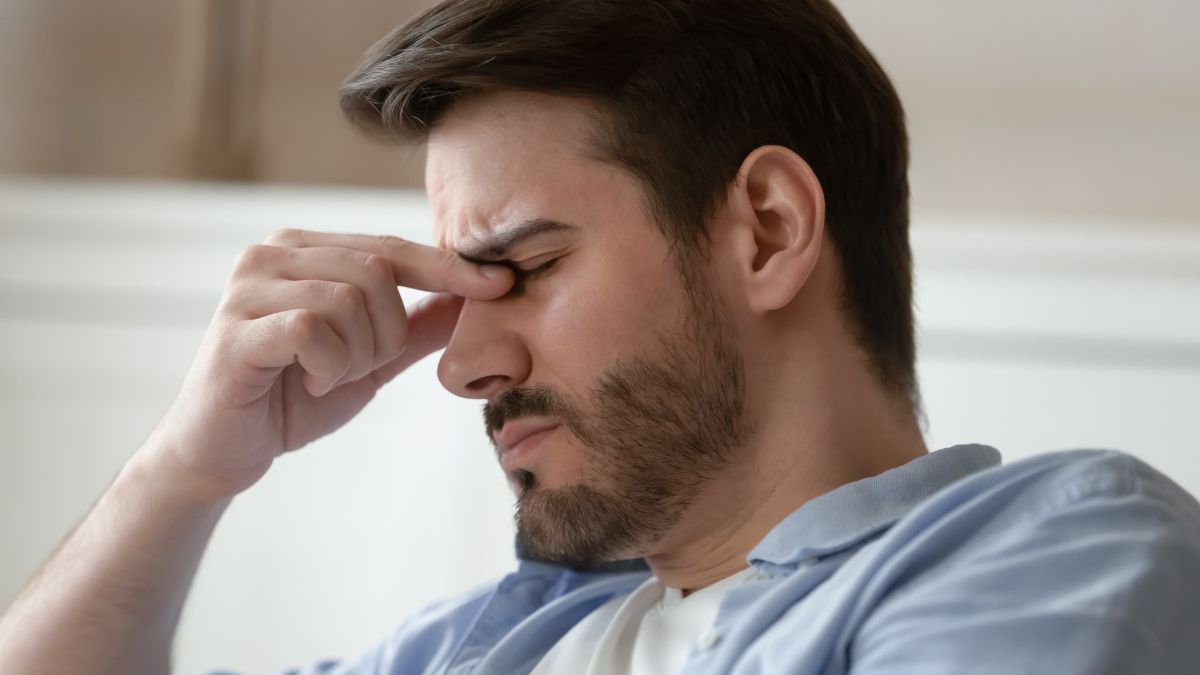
[428,92,751,565]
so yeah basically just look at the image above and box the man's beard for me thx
[484,271,752,567]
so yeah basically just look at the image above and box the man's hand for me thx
[0,229,512,675]
[144,228,513,502]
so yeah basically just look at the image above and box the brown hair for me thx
[340,0,916,404]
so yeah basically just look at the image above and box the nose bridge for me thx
[438,298,531,400]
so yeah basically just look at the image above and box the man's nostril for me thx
[467,375,508,396]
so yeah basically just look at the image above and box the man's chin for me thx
[515,527,642,568]
[513,484,643,564]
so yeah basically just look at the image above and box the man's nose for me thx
[437,298,532,399]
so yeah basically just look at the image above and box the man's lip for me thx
[499,426,559,474]
[493,417,562,455]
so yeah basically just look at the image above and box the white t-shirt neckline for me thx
[530,566,757,675]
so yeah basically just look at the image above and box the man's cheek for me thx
[541,288,605,345]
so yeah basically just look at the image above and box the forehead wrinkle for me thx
[432,199,508,252]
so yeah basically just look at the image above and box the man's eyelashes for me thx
[515,258,559,281]
[503,257,560,295]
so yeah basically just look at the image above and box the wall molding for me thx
[3,178,1198,367]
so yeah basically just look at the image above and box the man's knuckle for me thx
[331,283,365,310]
[286,309,321,340]
[375,234,411,256]
[249,243,279,259]
[264,228,304,246]
[362,254,394,284]
[233,244,277,273]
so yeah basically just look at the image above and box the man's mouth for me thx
[494,417,561,471]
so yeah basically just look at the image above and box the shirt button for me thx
[696,628,721,651]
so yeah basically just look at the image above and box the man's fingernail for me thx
[480,264,509,280]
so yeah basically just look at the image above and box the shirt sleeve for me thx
[847,451,1200,674]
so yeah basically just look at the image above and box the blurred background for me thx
[1,0,1197,672]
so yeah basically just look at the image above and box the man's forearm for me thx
[0,444,231,675]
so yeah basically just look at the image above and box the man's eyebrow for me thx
[456,218,578,263]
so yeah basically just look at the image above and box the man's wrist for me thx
[122,438,237,513]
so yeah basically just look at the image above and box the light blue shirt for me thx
[212,445,1200,674]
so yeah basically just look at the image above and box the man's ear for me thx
[724,145,825,314]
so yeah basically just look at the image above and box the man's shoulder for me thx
[882,446,1200,575]
[844,450,1200,672]
[934,446,1199,522]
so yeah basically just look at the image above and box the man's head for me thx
[341,0,914,565]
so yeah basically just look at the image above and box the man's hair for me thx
[340,0,916,405]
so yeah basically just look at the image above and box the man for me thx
[1,0,1198,673]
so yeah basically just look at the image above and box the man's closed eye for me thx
[505,257,560,295]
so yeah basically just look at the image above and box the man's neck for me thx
[642,347,928,594]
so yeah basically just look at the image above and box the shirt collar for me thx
[748,444,1002,568]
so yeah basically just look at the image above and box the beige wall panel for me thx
[0,0,434,186]
[0,0,189,178]
[1,0,1197,222]
[251,0,434,188]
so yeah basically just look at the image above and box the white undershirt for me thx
[530,567,755,675]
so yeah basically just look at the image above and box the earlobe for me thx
[734,145,825,314]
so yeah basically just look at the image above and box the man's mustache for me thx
[484,386,572,436]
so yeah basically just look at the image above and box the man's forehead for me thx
[425,92,606,252]
[432,209,524,252]
[428,177,541,253]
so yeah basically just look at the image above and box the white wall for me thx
[1,179,1198,673]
